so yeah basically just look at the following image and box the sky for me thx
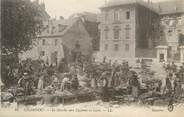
[37,0,169,19]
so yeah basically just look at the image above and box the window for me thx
[105,44,108,51]
[125,24,131,39]
[42,39,46,45]
[55,39,58,46]
[40,51,45,56]
[51,26,55,34]
[114,44,119,51]
[46,25,49,33]
[113,26,121,40]
[105,30,109,39]
[104,26,109,39]
[54,51,58,56]
[114,10,119,21]
[114,30,120,40]
[178,18,182,25]
[105,11,108,21]
[126,11,130,19]
[125,44,129,51]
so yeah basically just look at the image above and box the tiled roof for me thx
[69,12,98,22]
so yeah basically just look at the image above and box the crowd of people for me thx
[161,62,184,98]
[2,57,184,105]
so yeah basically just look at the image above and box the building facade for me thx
[98,0,159,63]
[98,0,184,63]
[154,0,184,63]
[20,17,93,65]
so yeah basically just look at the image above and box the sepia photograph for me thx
[1,0,184,116]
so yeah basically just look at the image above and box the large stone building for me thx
[98,0,159,64]
[98,0,184,63]
[20,17,93,65]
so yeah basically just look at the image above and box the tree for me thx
[2,0,43,55]
[1,0,45,87]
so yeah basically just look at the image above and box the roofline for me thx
[99,2,137,10]
[99,1,158,14]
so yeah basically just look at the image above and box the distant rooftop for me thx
[69,12,98,22]
[153,0,184,15]
[100,0,143,9]
[38,17,80,38]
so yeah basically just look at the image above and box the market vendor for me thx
[90,73,97,89]
[71,74,79,90]
[178,66,184,82]
[164,73,173,96]
[51,74,59,90]
[37,73,44,92]
[129,71,140,99]
[18,72,27,87]
[171,62,177,73]
[18,72,35,95]
[173,73,182,99]
[61,73,70,91]
[100,71,109,102]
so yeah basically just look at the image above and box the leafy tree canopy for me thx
[2,0,44,54]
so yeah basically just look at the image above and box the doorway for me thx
[159,53,164,62]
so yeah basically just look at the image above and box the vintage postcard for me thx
[1,0,184,117]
